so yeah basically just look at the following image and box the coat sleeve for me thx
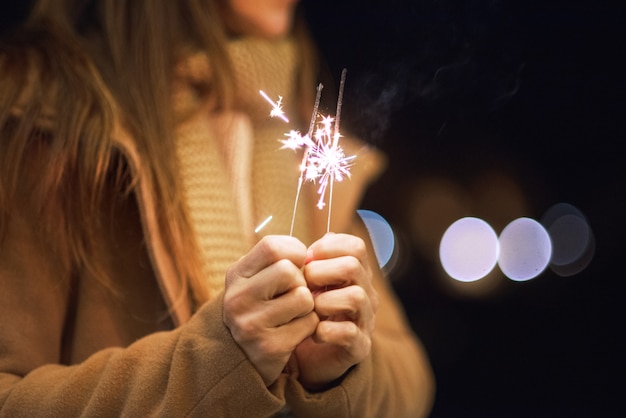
[0,164,286,418]
[0,231,286,418]
[285,210,436,416]
[0,300,287,417]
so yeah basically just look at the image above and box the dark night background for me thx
[2,1,625,416]
[303,0,625,416]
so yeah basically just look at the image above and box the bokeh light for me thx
[470,170,530,232]
[498,217,552,281]
[409,177,471,262]
[438,203,593,286]
[357,209,396,269]
[541,203,595,277]
[439,217,499,282]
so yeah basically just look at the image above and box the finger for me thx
[275,311,320,347]
[313,285,373,321]
[261,286,316,327]
[224,287,316,344]
[313,320,372,361]
[306,233,368,265]
[243,258,308,300]
[233,235,307,279]
[304,255,366,290]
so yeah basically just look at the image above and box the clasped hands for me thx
[223,233,379,390]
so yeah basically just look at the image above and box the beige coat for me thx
[0,40,434,418]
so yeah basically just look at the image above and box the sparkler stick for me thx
[334,69,347,145]
[325,69,348,232]
[287,83,324,236]
[308,83,324,137]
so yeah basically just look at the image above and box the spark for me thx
[280,130,314,151]
[259,90,289,123]
[308,140,356,210]
[254,215,273,234]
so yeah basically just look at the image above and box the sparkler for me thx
[314,69,354,233]
[259,69,355,235]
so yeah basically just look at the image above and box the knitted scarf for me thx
[174,37,313,294]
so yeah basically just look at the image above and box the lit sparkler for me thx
[259,69,354,235]
[307,69,354,232]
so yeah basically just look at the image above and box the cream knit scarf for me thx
[174,37,314,293]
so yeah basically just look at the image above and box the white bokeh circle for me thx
[498,217,552,281]
[439,217,499,282]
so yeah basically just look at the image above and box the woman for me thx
[0,0,434,416]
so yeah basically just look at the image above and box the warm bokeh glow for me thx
[409,177,471,261]
[470,170,530,232]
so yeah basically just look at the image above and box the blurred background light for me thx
[541,203,595,277]
[357,209,396,269]
[469,170,530,232]
[439,217,499,282]
[409,177,471,262]
[498,217,552,281]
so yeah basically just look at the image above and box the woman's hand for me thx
[295,233,380,390]
[223,235,319,386]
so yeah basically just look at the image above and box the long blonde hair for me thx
[0,0,319,309]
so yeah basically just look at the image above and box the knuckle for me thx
[351,236,368,258]
[237,318,258,337]
[258,235,281,259]
[344,321,360,340]
[348,285,368,306]
[334,286,374,318]
[316,320,333,339]
[258,235,304,261]
[294,286,314,311]
[307,311,321,328]
[230,318,257,342]
[338,256,363,282]
[275,258,295,274]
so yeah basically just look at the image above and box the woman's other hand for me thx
[223,235,319,386]
[296,233,379,390]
